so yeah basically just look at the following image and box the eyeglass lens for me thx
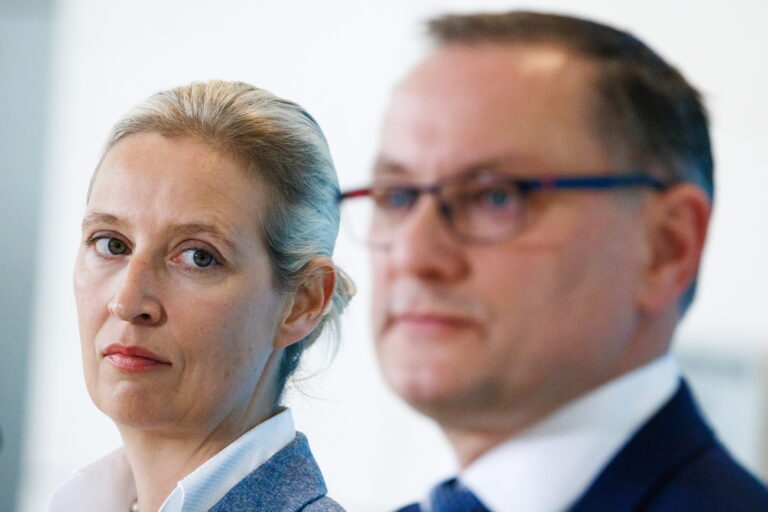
[341,173,528,246]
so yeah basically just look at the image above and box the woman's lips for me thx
[103,344,171,372]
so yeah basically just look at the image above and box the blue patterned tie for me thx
[428,478,490,512]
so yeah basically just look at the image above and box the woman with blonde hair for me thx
[50,80,354,512]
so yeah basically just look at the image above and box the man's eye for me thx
[179,248,217,268]
[479,187,514,208]
[94,237,129,255]
[373,187,418,210]
[457,185,518,210]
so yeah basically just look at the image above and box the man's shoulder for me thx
[571,381,768,511]
[645,440,768,511]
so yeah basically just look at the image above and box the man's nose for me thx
[387,197,468,281]
[109,256,164,325]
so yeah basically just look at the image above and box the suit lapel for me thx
[568,380,715,512]
[209,432,329,512]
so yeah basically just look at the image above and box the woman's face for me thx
[74,132,288,436]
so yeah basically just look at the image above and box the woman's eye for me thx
[179,248,218,268]
[94,237,129,255]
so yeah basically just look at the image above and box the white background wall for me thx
[19,1,768,511]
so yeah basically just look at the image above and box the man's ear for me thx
[273,257,336,349]
[636,184,711,313]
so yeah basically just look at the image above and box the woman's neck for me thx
[120,403,278,511]
[124,434,219,512]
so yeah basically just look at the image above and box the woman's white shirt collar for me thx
[49,408,296,512]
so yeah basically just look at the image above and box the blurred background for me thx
[1,0,766,510]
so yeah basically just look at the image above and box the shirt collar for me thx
[459,355,679,512]
[161,407,296,512]
[49,408,296,512]
[49,447,137,512]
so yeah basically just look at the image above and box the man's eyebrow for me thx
[373,158,410,177]
[373,153,532,179]
[462,153,534,174]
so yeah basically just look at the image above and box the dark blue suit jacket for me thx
[568,381,768,511]
[397,381,768,511]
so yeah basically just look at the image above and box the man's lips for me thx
[390,312,478,331]
[103,344,171,372]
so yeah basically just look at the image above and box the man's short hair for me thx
[428,11,713,308]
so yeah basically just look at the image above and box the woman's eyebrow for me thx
[168,223,238,254]
[81,212,122,231]
[81,214,238,255]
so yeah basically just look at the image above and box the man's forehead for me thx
[400,42,593,98]
[376,42,606,179]
[383,42,598,146]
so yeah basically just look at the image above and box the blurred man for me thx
[340,10,768,512]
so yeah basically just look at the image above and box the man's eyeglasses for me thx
[338,170,668,247]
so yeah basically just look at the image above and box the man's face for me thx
[372,43,654,431]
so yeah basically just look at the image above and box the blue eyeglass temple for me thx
[337,173,668,202]
[516,173,668,193]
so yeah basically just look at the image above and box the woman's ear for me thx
[636,184,711,314]
[273,257,336,349]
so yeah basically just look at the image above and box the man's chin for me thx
[385,363,471,416]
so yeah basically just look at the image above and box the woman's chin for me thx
[94,383,176,432]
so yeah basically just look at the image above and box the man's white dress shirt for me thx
[447,355,679,512]
[49,408,296,512]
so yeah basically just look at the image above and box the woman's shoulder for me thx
[209,432,345,512]
[301,496,345,512]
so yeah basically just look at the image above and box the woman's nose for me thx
[108,257,164,325]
